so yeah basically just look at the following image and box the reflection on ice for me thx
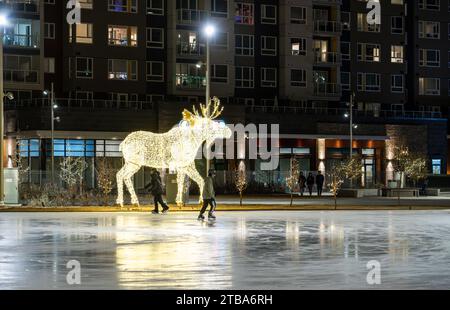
[0,211,449,289]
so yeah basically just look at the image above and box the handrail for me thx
[5,98,445,119]
[176,9,208,25]
[245,106,444,119]
[5,98,155,110]
[3,69,39,83]
[3,34,40,48]
[0,0,40,13]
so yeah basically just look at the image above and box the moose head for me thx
[182,97,232,146]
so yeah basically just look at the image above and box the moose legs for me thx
[175,171,187,206]
[184,163,205,204]
[116,161,141,208]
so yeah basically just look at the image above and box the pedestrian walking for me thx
[298,172,307,196]
[198,170,217,221]
[307,172,315,196]
[145,169,169,214]
[316,171,325,197]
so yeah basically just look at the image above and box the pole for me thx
[349,92,354,188]
[205,37,211,176]
[206,38,210,108]
[0,27,4,205]
[350,92,353,158]
[51,82,55,184]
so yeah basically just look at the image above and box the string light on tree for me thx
[96,158,116,206]
[285,157,299,207]
[235,160,248,206]
[116,97,232,208]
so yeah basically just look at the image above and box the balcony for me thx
[177,9,208,25]
[3,34,40,49]
[314,51,341,65]
[312,0,342,5]
[4,69,39,84]
[0,0,40,14]
[314,20,341,34]
[314,83,341,97]
[176,75,206,89]
[176,42,205,57]
[5,98,155,110]
[245,105,443,120]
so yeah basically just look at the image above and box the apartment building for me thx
[2,0,449,188]
[407,0,450,113]
[1,0,44,102]
[2,1,449,109]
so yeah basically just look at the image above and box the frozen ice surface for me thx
[0,211,450,290]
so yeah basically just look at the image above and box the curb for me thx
[1,205,450,212]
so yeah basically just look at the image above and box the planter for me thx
[338,188,380,198]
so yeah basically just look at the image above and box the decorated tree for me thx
[285,157,299,206]
[60,156,87,195]
[344,155,364,187]
[10,140,30,182]
[391,145,410,188]
[328,157,363,209]
[235,161,247,206]
[404,155,427,187]
[96,158,116,206]
[392,145,428,188]
[327,162,346,209]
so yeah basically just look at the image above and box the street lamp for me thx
[203,24,215,109]
[345,92,356,188]
[43,83,59,184]
[203,24,215,175]
[0,13,10,206]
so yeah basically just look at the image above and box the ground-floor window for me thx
[432,159,442,175]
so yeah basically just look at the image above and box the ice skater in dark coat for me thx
[145,170,169,214]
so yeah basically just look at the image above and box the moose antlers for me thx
[193,97,224,120]
[183,97,224,126]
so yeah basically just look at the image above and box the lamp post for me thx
[0,13,9,206]
[43,83,59,184]
[349,92,354,159]
[204,24,215,176]
[345,92,357,188]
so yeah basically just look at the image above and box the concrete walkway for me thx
[215,194,450,206]
[2,194,450,212]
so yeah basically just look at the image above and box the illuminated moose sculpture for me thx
[116,97,232,208]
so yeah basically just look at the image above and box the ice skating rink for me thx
[0,211,449,290]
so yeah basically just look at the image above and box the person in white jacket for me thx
[198,170,216,220]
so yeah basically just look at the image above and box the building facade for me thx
[1,0,448,190]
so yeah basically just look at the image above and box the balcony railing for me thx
[312,0,342,4]
[0,0,40,13]
[3,34,40,48]
[5,98,445,120]
[177,9,208,25]
[245,106,444,120]
[176,42,205,57]
[108,38,138,47]
[176,75,206,89]
[314,51,341,64]
[314,20,342,34]
[3,69,39,84]
[314,83,341,97]
[5,98,155,110]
